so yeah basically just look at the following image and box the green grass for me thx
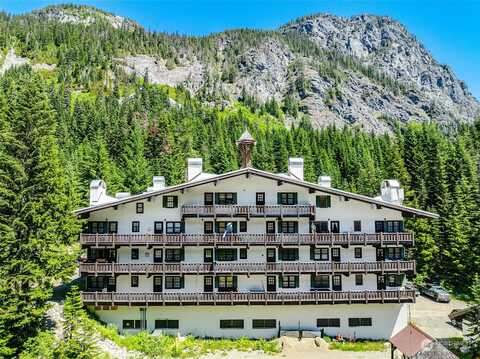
[88,314,280,358]
[329,340,386,352]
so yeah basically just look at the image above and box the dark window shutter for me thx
[181,221,185,233]
[295,249,299,260]
[400,247,405,260]
[214,193,220,205]
[232,222,238,233]
[173,196,178,208]
[316,196,320,207]
[162,196,167,208]
[278,221,283,233]
[310,274,314,287]
[181,247,185,261]
[294,222,298,233]
[277,193,282,204]
[232,193,237,204]
[279,275,283,288]
[215,276,219,288]
[399,221,404,232]
[293,193,298,205]
[294,276,299,288]
[310,246,314,260]
[233,249,238,261]
[233,276,238,289]
[215,222,219,233]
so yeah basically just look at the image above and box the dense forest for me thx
[0,4,480,357]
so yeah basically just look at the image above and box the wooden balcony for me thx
[81,290,416,306]
[79,260,415,275]
[80,232,414,247]
[181,205,316,218]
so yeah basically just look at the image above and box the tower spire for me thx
[236,129,256,168]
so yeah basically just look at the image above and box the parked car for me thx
[420,284,451,302]
[405,282,420,297]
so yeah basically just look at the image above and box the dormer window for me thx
[136,203,144,214]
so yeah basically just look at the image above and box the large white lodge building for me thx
[76,131,438,339]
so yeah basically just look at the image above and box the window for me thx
[256,192,265,205]
[123,320,142,329]
[280,221,298,234]
[204,248,213,263]
[279,248,299,261]
[220,320,244,329]
[215,221,237,234]
[317,318,340,328]
[354,220,361,232]
[375,220,404,233]
[354,247,362,259]
[163,196,178,208]
[204,192,213,205]
[215,193,237,205]
[215,248,237,261]
[204,221,214,234]
[252,319,276,329]
[278,192,297,205]
[108,221,118,233]
[131,275,139,287]
[386,247,403,260]
[216,276,237,292]
[86,276,115,291]
[132,221,140,233]
[349,318,372,327]
[86,221,108,234]
[387,274,404,287]
[165,248,183,262]
[331,248,340,262]
[154,221,163,234]
[131,248,139,260]
[239,221,247,233]
[166,222,183,234]
[332,275,342,290]
[281,275,299,288]
[136,203,144,214]
[316,195,331,208]
[311,247,329,261]
[311,274,330,290]
[314,221,329,233]
[330,221,340,233]
[266,248,276,262]
[154,249,163,263]
[164,276,183,289]
[155,320,179,329]
[87,248,116,262]
[239,248,247,259]
[355,274,363,286]
[266,221,275,234]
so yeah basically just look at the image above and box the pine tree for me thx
[122,123,150,194]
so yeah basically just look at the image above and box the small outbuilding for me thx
[389,323,458,358]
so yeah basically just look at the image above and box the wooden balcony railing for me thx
[81,290,416,306]
[181,205,316,218]
[79,260,415,275]
[80,232,414,247]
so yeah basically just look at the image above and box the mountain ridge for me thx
[4,4,479,132]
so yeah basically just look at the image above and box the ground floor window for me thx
[220,319,244,329]
[252,319,276,329]
[122,320,144,329]
[155,319,179,329]
[348,318,372,327]
[386,274,404,287]
[317,318,340,327]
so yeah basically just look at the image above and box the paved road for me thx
[410,295,466,339]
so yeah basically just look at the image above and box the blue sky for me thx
[2,0,479,99]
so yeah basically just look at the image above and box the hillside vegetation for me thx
[0,4,480,357]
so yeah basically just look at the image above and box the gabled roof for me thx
[390,324,434,357]
[74,167,439,218]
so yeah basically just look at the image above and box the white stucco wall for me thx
[93,303,409,339]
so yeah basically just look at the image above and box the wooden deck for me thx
[80,232,414,247]
[79,260,415,275]
[81,289,416,306]
[181,204,316,218]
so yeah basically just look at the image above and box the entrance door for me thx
[204,276,213,292]
[154,249,163,263]
[204,248,213,263]
[330,221,340,233]
[266,248,276,262]
[332,275,342,291]
[331,248,341,262]
[267,276,276,292]
[377,275,386,290]
[376,247,385,261]
[153,276,162,292]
